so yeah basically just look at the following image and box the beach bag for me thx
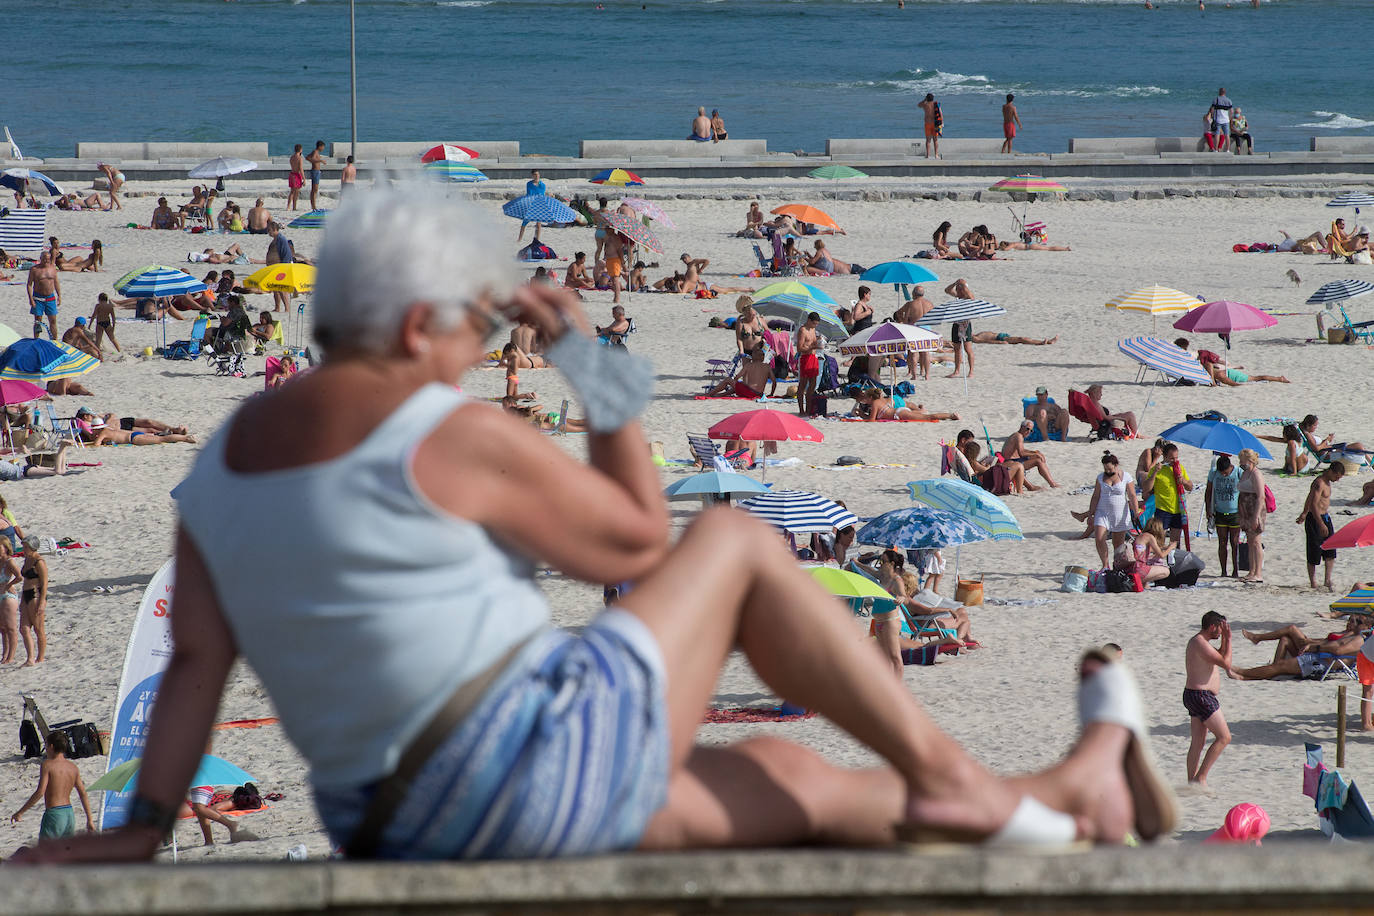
[1263,484,1277,514]
[1061,565,1088,593]
[1237,538,1250,571]
[1088,569,1108,593]
[807,395,827,417]
[818,355,839,392]
[1186,409,1227,423]
[49,720,102,759]
[933,102,944,133]
[1105,570,1143,593]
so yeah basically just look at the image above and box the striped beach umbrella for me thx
[1118,336,1210,384]
[663,471,769,502]
[905,478,1023,542]
[288,209,329,229]
[420,144,479,162]
[739,490,858,534]
[809,165,868,180]
[989,174,1068,194]
[1106,285,1203,316]
[599,211,663,252]
[770,204,839,230]
[501,193,578,224]
[620,198,675,229]
[751,280,838,307]
[1307,280,1374,307]
[188,157,257,179]
[113,266,207,298]
[0,340,99,383]
[422,160,487,182]
[839,322,941,356]
[1327,191,1374,213]
[751,299,848,342]
[589,168,644,187]
[918,298,1007,325]
[0,168,61,196]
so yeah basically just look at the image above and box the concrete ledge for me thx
[1069,137,1213,155]
[1311,136,1374,153]
[827,138,1027,158]
[75,142,268,160]
[579,139,767,158]
[329,140,520,159]
[3,844,1374,914]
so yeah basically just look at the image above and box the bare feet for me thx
[1242,629,1261,644]
[1071,510,1090,522]
[945,371,961,378]
[1047,335,1060,344]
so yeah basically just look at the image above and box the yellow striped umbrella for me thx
[1105,285,1204,316]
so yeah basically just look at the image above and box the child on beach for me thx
[10,731,94,840]
[1184,612,1233,789]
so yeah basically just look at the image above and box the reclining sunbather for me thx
[1231,619,1370,680]
[996,241,1072,252]
[852,388,958,422]
[971,331,1058,345]
[1196,351,1288,386]
[74,409,195,446]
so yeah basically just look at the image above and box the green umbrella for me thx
[809,165,868,180]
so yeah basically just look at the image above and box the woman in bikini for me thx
[1129,519,1171,584]
[0,539,21,664]
[18,535,47,666]
[57,239,103,272]
[853,388,958,422]
[734,303,766,355]
[931,222,953,259]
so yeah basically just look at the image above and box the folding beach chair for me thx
[42,404,83,450]
[750,243,781,277]
[544,400,570,437]
[940,442,978,485]
[1007,207,1047,245]
[705,353,741,380]
[843,559,958,643]
[686,433,749,470]
[1020,396,1065,443]
[163,318,209,360]
[1067,389,1130,443]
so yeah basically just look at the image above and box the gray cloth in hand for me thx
[547,333,654,433]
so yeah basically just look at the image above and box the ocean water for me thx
[3,0,1371,159]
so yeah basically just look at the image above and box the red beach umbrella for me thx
[1171,300,1278,335]
[419,144,479,163]
[709,409,823,443]
[0,379,48,406]
[1323,514,1374,551]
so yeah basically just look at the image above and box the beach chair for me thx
[1020,396,1065,443]
[163,318,209,360]
[42,405,84,450]
[940,441,978,485]
[705,353,741,380]
[544,400,570,436]
[597,318,636,348]
[1068,389,1129,443]
[750,243,781,277]
[1007,207,1047,245]
[209,336,247,376]
[686,433,750,469]
[843,559,959,643]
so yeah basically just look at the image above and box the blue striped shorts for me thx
[316,609,669,859]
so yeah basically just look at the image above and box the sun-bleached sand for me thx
[2,174,1372,859]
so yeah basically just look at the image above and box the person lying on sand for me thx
[851,388,958,422]
[502,398,588,432]
[1230,618,1370,681]
[1196,351,1288,386]
[73,409,195,446]
[56,241,103,273]
[970,331,1058,345]
[190,245,250,265]
[997,240,1072,252]
[0,444,72,481]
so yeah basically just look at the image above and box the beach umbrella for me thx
[599,211,663,253]
[0,379,48,406]
[245,263,315,294]
[918,298,1007,325]
[501,193,578,224]
[1322,515,1374,551]
[738,489,858,534]
[809,165,868,180]
[809,567,889,599]
[0,339,99,383]
[620,198,676,229]
[422,160,487,183]
[589,168,644,187]
[709,408,823,444]
[288,209,329,229]
[859,261,940,287]
[989,174,1068,195]
[89,754,255,795]
[1117,335,1211,429]
[1158,419,1273,460]
[1171,300,1277,338]
[1327,191,1374,216]
[751,299,848,342]
[187,157,257,179]
[663,471,769,503]
[1306,280,1374,307]
[1106,285,1204,332]
[857,506,990,579]
[0,323,21,350]
[905,478,1023,542]
[113,265,207,298]
[0,168,61,196]
[751,280,838,309]
[770,204,840,231]
[839,322,941,388]
[420,144,479,162]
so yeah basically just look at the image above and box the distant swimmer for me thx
[1144,1,1153,7]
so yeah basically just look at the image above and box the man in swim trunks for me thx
[971,330,1060,344]
[795,312,822,417]
[287,143,304,211]
[341,156,357,196]
[678,253,710,293]
[707,344,773,398]
[1184,611,1233,788]
[1023,386,1069,442]
[1001,420,1060,487]
[247,198,271,234]
[895,285,935,379]
[26,251,60,340]
[604,233,625,304]
[1233,618,1367,681]
[1297,463,1345,590]
[595,305,632,346]
[307,140,327,211]
[1001,94,1022,154]
[690,107,712,141]
[9,731,94,841]
[62,317,102,361]
[918,93,941,159]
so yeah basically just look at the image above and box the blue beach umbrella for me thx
[905,478,1023,541]
[738,489,858,534]
[113,265,208,298]
[857,507,989,551]
[860,261,941,308]
[501,193,578,224]
[0,168,62,196]
[663,471,770,502]
[1158,419,1272,460]
[423,160,488,183]
[0,339,100,383]
[288,209,330,229]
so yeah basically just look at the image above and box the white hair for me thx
[312,186,513,352]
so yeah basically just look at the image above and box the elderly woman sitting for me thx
[19,188,1174,866]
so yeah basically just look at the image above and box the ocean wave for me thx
[835,69,1167,100]
[1298,111,1374,130]
[437,1,494,5]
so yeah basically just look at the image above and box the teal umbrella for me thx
[906,478,1023,541]
[809,165,868,180]
[90,754,255,794]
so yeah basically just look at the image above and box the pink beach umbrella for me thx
[1171,300,1277,335]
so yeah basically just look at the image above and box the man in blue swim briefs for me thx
[10,731,95,841]
[25,250,60,340]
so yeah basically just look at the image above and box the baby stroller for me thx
[1007,206,1047,245]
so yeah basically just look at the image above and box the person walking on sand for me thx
[1184,611,1233,789]
[919,93,942,159]
[1297,463,1344,590]
[307,140,327,211]
[1001,94,1022,154]
[26,251,60,340]
[10,732,94,841]
[795,312,823,417]
[287,144,304,211]
[97,163,123,210]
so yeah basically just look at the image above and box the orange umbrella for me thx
[770,204,839,230]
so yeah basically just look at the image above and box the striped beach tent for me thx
[905,478,1023,542]
[1117,335,1211,385]
[918,298,1007,324]
[113,266,207,298]
[1306,280,1374,307]
[0,208,46,251]
[737,489,858,534]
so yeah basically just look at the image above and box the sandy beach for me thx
[3,174,1373,859]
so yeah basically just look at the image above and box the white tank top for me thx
[173,383,549,791]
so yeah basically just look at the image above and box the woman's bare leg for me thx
[1094,527,1110,568]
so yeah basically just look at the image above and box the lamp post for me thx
[349,0,357,154]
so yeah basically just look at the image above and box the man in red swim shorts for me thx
[1001,93,1022,154]
[795,312,822,416]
